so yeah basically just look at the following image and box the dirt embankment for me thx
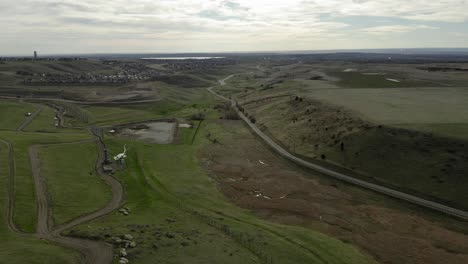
[241,95,468,210]
[200,119,468,264]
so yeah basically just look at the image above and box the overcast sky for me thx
[1,0,468,55]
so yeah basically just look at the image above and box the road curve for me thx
[29,139,123,264]
[52,136,124,234]
[208,73,468,221]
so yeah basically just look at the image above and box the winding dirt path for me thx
[29,138,123,264]
[0,139,28,235]
[52,137,124,234]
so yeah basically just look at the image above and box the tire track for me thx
[52,135,124,234]
[29,138,123,264]
[16,105,44,132]
[0,139,28,236]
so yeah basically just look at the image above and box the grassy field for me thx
[0,100,38,130]
[0,140,80,263]
[303,87,468,140]
[23,105,57,132]
[83,89,214,126]
[329,71,428,88]
[38,142,111,225]
[314,126,468,207]
[304,87,468,124]
[67,107,376,264]
[237,71,468,210]
[394,123,468,141]
[0,131,92,232]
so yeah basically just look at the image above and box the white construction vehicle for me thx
[114,145,128,162]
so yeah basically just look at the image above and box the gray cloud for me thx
[1,0,467,55]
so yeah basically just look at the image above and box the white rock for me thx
[112,237,122,244]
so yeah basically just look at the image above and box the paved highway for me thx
[208,74,468,221]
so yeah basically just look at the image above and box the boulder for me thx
[112,237,122,244]
[119,257,129,264]
[123,234,133,240]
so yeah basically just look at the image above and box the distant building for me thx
[34,51,37,60]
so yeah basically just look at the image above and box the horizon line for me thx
[2,47,468,57]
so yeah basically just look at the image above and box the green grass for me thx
[24,104,88,133]
[84,105,158,125]
[304,87,468,125]
[68,111,376,264]
[315,126,468,206]
[23,106,57,132]
[176,123,200,145]
[0,131,92,232]
[39,142,111,225]
[329,71,427,88]
[84,90,214,126]
[245,93,468,209]
[0,140,80,263]
[394,123,468,141]
[0,100,38,130]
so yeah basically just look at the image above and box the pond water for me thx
[141,57,225,60]
[119,122,176,144]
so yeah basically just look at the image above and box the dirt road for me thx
[208,71,468,221]
[16,105,44,131]
[52,137,124,234]
[29,139,123,264]
[0,139,27,235]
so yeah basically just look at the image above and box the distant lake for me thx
[141,57,225,60]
